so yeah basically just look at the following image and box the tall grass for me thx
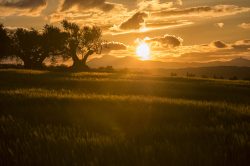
[0,69,250,166]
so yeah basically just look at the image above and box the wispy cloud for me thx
[238,23,250,29]
[175,0,183,6]
[49,2,128,28]
[60,0,115,12]
[232,40,250,51]
[137,0,173,11]
[152,5,250,18]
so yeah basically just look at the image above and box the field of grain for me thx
[0,69,250,166]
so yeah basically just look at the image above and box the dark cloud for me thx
[102,42,127,53]
[152,5,250,17]
[0,0,46,10]
[61,0,115,12]
[146,34,183,47]
[105,42,127,50]
[119,12,148,30]
[211,41,227,48]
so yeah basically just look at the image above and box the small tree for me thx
[62,20,102,69]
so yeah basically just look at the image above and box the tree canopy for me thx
[0,22,103,70]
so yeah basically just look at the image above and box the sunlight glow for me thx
[139,26,149,33]
[136,42,151,60]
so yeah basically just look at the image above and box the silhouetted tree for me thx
[0,24,12,58]
[41,25,68,63]
[12,25,67,69]
[12,28,43,68]
[61,20,102,69]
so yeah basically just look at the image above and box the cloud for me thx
[110,17,192,35]
[94,38,250,63]
[104,42,127,50]
[49,1,128,31]
[216,22,224,28]
[137,0,173,11]
[210,41,228,48]
[232,39,250,51]
[109,4,250,35]
[165,39,250,62]
[175,0,183,6]
[0,0,47,16]
[0,0,46,9]
[102,41,127,53]
[238,23,250,29]
[118,11,148,30]
[146,34,183,48]
[152,5,250,18]
[61,0,115,12]
[145,20,193,30]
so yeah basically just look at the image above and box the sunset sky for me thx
[0,0,250,62]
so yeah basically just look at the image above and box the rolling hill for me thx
[88,55,250,69]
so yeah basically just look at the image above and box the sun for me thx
[136,42,151,60]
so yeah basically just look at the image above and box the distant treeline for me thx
[165,66,250,80]
[0,21,103,70]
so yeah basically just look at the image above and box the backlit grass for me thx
[0,69,250,166]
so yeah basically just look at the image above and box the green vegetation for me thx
[0,69,250,166]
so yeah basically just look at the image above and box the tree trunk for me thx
[71,50,93,70]
[82,50,94,66]
[20,54,45,69]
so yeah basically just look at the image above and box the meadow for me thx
[0,69,250,166]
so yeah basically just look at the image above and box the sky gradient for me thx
[0,0,250,63]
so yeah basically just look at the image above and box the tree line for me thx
[0,20,103,70]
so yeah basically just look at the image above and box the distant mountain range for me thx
[88,55,250,69]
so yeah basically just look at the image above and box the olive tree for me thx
[61,20,102,69]
[12,25,67,68]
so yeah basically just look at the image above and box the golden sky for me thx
[0,0,250,62]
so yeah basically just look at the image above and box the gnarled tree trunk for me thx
[71,50,94,70]
[82,50,94,66]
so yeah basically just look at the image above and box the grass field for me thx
[0,69,250,166]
